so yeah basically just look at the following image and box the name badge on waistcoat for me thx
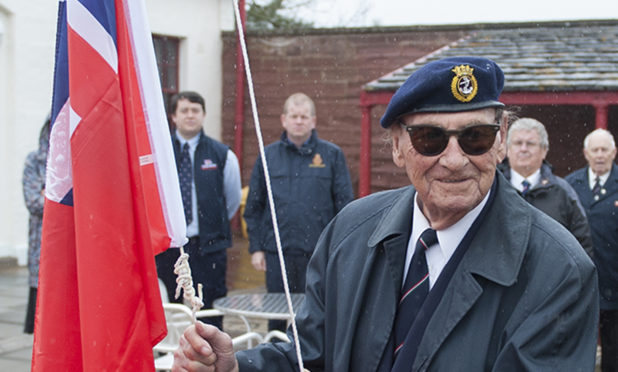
[201,159,218,170]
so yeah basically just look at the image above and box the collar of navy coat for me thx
[281,129,318,156]
[367,171,530,289]
[570,163,618,201]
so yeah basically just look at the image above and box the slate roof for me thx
[365,22,618,93]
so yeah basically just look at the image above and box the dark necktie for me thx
[592,176,602,197]
[521,179,531,195]
[179,143,193,225]
[392,228,437,359]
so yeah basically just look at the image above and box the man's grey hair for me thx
[507,117,549,150]
[583,128,616,149]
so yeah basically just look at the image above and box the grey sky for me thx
[297,0,617,27]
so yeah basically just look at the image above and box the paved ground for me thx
[0,266,34,372]
[0,265,271,370]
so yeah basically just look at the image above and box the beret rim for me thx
[382,101,505,128]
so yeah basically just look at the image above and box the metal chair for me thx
[153,279,265,371]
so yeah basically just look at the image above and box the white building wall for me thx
[0,0,229,264]
[0,1,56,265]
[148,0,234,140]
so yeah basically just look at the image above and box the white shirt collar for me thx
[588,167,610,189]
[407,188,491,288]
[175,131,200,150]
[510,168,541,191]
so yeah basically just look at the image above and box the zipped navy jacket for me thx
[244,130,354,255]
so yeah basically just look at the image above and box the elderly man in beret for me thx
[172,57,598,372]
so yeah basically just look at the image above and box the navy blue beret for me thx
[380,56,505,128]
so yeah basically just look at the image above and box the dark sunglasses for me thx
[401,123,501,156]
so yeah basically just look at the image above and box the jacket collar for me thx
[573,164,618,194]
[602,164,618,193]
[367,172,528,287]
[461,172,529,286]
[281,129,318,155]
[498,158,558,191]
[367,186,415,248]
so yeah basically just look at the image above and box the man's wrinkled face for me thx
[584,132,617,176]
[173,98,205,139]
[392,108,506,228]
[507,129,547,177]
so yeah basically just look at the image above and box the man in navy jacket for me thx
[244,92,354,331]
[566,128,618,372]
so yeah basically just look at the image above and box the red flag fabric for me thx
[32,0,186,370]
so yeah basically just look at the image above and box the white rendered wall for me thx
[0,1,56,265]
[0,0,228,264]
[148,0,234,141]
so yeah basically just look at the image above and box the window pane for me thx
[167,66,178,91]
[152,35,179,94]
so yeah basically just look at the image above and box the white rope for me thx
[173,246,204,322]
[232,1,306,371]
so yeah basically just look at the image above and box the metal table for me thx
[214,293,305,345]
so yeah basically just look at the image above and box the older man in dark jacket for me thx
[567,128,618,372]
[173,57,598,372]
[498,117,593,258]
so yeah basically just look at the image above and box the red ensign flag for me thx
[32,0,186,370]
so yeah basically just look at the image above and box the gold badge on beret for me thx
[451,65,478,102]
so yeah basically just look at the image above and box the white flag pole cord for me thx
[232,1,306,371]
[173,246,204,323]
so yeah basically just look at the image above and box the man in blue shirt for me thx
[156,91,241,330]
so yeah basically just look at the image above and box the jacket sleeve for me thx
[236,216,331,372]
[492,252,599,371]
[555,175,587,217]
[331,148,354,213]
[22,152,45,217]
[243,157,267,254]
[566,196,595,259]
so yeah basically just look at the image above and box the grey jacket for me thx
[22,125,49,288]
[237,172,598,371]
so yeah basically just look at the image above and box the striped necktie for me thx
[521,179,531,195]
[592,176,602,196]
[179,143,193,225]
[392,228,437,359]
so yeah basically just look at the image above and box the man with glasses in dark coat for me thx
[498,117,593,258]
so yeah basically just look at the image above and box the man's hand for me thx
[251,251,266,271]
[172,321,239,372]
